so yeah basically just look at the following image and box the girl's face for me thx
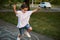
[23,8,28,11]
[22,8,28,13]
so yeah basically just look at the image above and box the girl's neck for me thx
[21,10,26,13]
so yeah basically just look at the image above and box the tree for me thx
[24,0,30,10]
[0,0,9,5]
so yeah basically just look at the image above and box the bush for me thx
[51,0,60,5]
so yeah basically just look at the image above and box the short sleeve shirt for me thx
[16,10,33,28]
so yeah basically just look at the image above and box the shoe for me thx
[24,31,31,38]
[17,37,20,40]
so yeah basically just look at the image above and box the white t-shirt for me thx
[16,11,33,28]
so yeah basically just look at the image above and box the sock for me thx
[17,37,20,40]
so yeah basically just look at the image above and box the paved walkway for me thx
[0,7,60,12]
[0,19,54,40]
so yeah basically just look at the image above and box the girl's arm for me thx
[13,4,17,14]
[32,7,40,13]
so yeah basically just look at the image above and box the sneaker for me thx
[17,37,20,40]
[24,31,31,38]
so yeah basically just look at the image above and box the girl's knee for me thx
[28,27,32,31]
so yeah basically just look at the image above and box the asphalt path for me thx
[0,19,54,40]
[0,8,60,12]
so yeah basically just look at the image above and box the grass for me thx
[0,12,60,40]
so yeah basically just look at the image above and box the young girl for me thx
[13,4,40,40]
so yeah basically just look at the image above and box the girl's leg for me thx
[25,24,32,38]
[26,27,32,37]
[17,28,24,40]
[17,34,21,40]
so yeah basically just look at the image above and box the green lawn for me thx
[0,12,60,40]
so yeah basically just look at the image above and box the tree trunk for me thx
[24,0,30,10]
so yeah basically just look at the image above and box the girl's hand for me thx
[13,4,16,8]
